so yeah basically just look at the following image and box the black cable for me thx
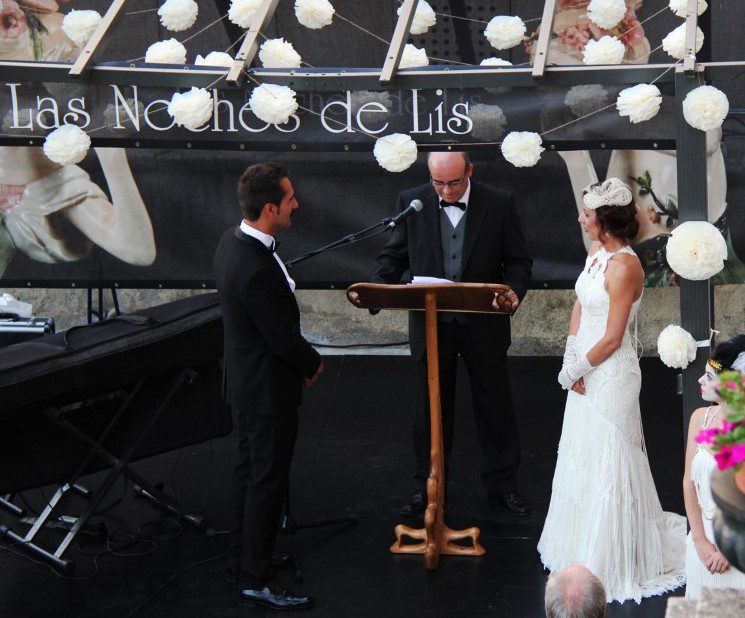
[128,552,229,617]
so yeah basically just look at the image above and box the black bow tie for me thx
[440,201,466,211]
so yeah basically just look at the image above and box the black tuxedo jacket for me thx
[213,227,321,414]
[373,181,532,361]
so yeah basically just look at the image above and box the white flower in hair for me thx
[43,124,91,166]
[484,15,526,50]
[662,23,704,60]
[480,57,512,67]
[564,84,609,117]
[616,84,662,124]
[158,0,198,32]
[145,39,188,64]
[683,85,729,131]
[229,0,262,28]
[195,52,235,67]
[582,36,625,65]
[582,178,632,209]
[295,0,335,29]
[168,87,213,130]
[373,133,418,173]
[587,0,626,29]
[669,0,707,18]
[657,325,697,369]
[62,10,102,47]
[666,220,727,280]
[258,38,302,68]
[500,131,544,168]
[400,44,429,68]
[398,0,436,35]
[470,103,507,141]
[249,84,298,125]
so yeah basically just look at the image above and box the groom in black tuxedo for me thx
[373,151,532,516]
[214,163,322,610]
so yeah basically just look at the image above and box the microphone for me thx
[388,199,424,228]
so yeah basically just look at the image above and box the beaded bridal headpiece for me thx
[582,178,633,210]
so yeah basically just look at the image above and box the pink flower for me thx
[0,1,28,39]
[730,444,745,465]
[714,445,734,470]
[722,420,738,432]
[558,22,592,51]
[696,427,721,444]
[726,380,738,390]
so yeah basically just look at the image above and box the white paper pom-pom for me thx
[158,0,198,32]
[295,0,335,29]
[195,51,234,67]
[229,0,262,28]
[249,84,298,125]
[399,44,429,68]
[258,38,302,68]
[398,0,436,35]
[470,104,507,141]
[616,84,662,124]
[168,87,213,130]
[43,124,91,166]
[564,84,609,117]
[683,85,729,131]
[61,10,102,47]
[669,0,707,18]
[480,57,513,67]
[484,15,526,50]
[582,35,625,65]
[657,324,697,369]
[666,221,727,281]
[145,39,188,64]
[662,23,704,60]
[373,133,418,173]
[587,0,626,29]
[500,131,544,168]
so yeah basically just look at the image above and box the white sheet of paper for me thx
[410,276,453,285]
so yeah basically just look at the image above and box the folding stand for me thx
[0,368,204,573]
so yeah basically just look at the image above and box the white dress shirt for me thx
[439,179,471,228]
[239,220,296,293]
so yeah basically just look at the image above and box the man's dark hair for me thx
[237,162,288,221]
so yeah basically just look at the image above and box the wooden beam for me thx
[69,0,127,78]
[380,0,418,84]
[683,0,700,73]
[226,0,281,87]
[532,0,558,78]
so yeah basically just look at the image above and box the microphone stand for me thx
[284,216,397,270]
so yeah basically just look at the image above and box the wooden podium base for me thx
[390,519,485,570]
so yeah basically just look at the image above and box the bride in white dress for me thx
[537,178,686,604]
[683,336,745,599]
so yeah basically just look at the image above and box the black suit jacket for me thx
[373,181,532,361]
[214,227,321,414]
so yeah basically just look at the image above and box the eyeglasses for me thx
[431,175,467,189]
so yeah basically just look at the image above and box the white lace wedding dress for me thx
[537,246,686,604]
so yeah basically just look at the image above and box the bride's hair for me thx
[595,203,639,242]
[710,335,745,372]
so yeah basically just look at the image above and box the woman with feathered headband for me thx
[683,335,745,599]
[538,178,687,603]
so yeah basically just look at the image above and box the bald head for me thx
[545,565,606,618]
[427,151,473,202]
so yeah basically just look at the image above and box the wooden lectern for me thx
[346,282,513,570]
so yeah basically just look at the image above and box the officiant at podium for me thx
[372,151,533,516]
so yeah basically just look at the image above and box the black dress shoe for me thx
[490,491,530,516]
[400,490,426,517]
[239,582,314,610]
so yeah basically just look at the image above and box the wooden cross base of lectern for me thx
[347,282,512,570]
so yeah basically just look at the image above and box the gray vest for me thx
[439,208,467,323]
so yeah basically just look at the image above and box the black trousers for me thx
[230,405,298,586]
[413,320,520,496]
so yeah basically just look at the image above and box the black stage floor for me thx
[0,356,686,617]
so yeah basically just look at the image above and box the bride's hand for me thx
[707,549,730,574]
[571,378,585,395]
